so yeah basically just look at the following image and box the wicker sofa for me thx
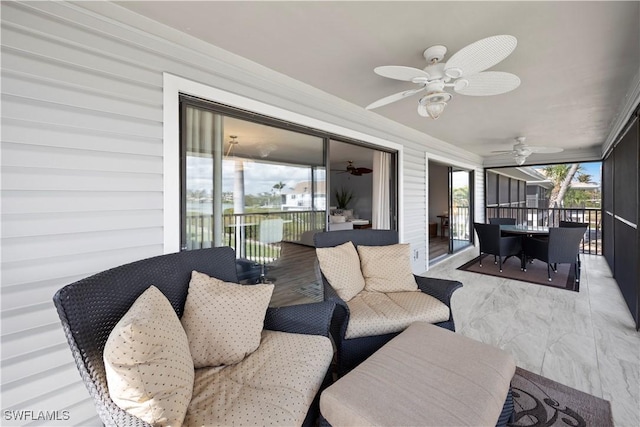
[53,247,335,426]
[314,229,463,375]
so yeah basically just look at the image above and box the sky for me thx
[533,161,602,184]
[579,162,602,184]
[187,157,326,195]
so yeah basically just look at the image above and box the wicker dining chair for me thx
[474,222,523,272]
[524,226,587,284]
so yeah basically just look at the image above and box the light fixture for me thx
[512,137,532,165]
[259,143,277,158]
[418,91,452,120]
[225,135,239,157]
[514,154,527,166]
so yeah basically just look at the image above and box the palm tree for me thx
[542,164,582,209]
[272,181,286,207]
[272,181,286,193]
[576,173,593,183]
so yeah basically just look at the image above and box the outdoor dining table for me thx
[499,224,549,236]
[499,224,550,270]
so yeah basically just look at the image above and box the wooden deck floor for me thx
[429,238,449,260]
[266,242,323,307]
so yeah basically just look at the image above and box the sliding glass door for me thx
[181,99,325,255]
[448,167,473,253]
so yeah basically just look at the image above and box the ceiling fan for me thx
[491,137,564,165]
[334,161,373,176]
[366,35,521,119]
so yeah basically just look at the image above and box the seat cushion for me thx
[321,322,516,427]
[345,291,450,339]
[103,286,194,427]
[185,330,333,426]
[181,271,274,368]
[316,241,366,301]
[357,244,418,292]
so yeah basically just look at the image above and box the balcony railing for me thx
[485,206,602,255]
[185,210,325,261]
[450,206,471,240]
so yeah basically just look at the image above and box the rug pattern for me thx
[509,367,613,427]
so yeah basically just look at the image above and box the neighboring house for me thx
[485,167,552,209]
[282,181,327,211]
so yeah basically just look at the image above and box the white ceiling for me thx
[118,1,640,165]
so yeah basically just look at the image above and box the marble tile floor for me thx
[426,248,640,427]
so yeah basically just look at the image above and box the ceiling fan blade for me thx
[366,86,425,110]
[454,71,520,96]
[444,35,517,78]
[490,150,514,154]
[527,146,564,154]
[374,66,431,82]
[354,167,373,174]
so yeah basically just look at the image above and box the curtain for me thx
[372,151,391,229]
[184,107,223,249]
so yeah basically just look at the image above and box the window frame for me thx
[164,73,403,253]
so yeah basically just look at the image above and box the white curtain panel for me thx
[372,151,391,229]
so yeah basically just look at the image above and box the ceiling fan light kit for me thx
[418,92,451,119]
[514,154,527,166]
[366,35,520,119]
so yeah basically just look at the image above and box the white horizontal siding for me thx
[2,142,162,174]
[2,190,163,214]
[2,167,161,192]
[1,274,88,311]
[3,94,162,137]
[2,118,162,156]
[1,2,166,424]
[0,1,484,423]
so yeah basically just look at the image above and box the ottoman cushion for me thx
[320,321,516,427]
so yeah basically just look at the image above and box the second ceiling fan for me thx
[366,35,521,119]
[334,161,373,176]
[491,137,564,165]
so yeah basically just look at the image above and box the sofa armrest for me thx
[264,301,335,337]
[414,275,463,307]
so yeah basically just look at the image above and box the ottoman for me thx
[320,321,516,427]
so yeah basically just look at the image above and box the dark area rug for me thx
[509,367,613,427]
[458,254,578,292]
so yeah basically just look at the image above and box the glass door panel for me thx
[449,167,473,253]
[181,100,326,288]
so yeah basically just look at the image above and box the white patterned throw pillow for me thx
[316,241,366,301]
[181,271,274,368]
[103,285,194,427]
[357,244,419,292]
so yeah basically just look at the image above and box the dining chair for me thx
[473,223,522,272]
[559,221,588,280]
[258,218,284,283]
[489,217,517,236]
[524,226,587,283]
